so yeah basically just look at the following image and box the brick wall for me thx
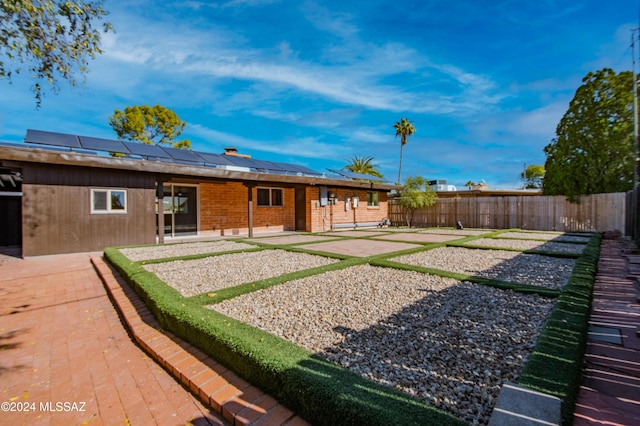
[200,182,295,235]
[306,187,388,232]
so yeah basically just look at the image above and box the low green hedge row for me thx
[517,233,601,425]
[104,247,464,426]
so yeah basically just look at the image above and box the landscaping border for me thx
[104,229,600,425]
[104,247,465,426]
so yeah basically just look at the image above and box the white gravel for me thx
[143,249,338,297]
[495,232,591,243]
[392,246,575,289]
[467,238,586,254]
[120,240,256,262]
[211,264,555,425]
[419,229,494,236]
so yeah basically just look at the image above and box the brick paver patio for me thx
[573,235,640,425]
[0,253,226,425]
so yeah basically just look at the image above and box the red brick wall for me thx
[306,187,388,232]
[200,182,295,235]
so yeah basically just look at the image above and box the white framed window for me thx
[367,191,379,207]
[91,189,127,213]
[257,187,283,207]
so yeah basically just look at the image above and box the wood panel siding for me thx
[21,164,156,256]
[390,192,626,233]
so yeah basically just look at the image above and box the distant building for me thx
[428,179,457,192]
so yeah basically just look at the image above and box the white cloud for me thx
[300,1,359,38]
[190,124,344,160]
[95,8,502,116]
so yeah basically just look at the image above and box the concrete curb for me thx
[489,383,561,426]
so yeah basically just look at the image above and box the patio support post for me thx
[244,182,255,237]
[157,179,165,244]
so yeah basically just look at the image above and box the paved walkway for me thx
[573,235,640,425]
[0,253,227,425]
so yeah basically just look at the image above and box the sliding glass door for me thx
[163,185,198,237]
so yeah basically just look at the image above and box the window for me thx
[92,189,127,213]
[257,187,283,207]
[367,191,379,207]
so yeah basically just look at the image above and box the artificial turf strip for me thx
[517,232,601,425]
[104,247,464,426]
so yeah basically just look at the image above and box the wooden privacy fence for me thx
[389,192,626,233]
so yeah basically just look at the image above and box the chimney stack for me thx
[223,147,251,158]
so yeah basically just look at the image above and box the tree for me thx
[342,155,383,178]
[543,68,635,201]
[465,180,476,190]
[109,105,191,149]
[0,0,112,106]
[396,176,438,227]
[520,164,545,189]
[393,117,415,185]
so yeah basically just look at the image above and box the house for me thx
[0,130,397,256]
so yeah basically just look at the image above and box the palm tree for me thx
[342,155,383,178]
[393,117,415,185]
[465,180,476,190]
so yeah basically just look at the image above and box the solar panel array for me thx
[326,168,386,182]
[23,129,325,178]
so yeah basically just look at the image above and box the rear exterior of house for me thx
[0,131,395,256]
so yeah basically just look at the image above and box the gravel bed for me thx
[392,247,575,289]
[120,240,255,262]
[419,229,494,236]
[144,250,338,297]
[211,264,554,424]
[468,238,586,254]
[495,232,591,243]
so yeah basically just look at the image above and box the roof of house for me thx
[0,130,399,191]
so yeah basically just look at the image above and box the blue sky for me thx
[0,0,636,188]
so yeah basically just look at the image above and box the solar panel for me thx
[284,163,323,175]
[20,129,334,180]
[121,141,172,158]
[326,168,385,181]
[251,160,289,173]
[78,136,130,154]
[221,155,259,169]
[194,151,237,166]
[25,130,81,148]
[159,146,207,163]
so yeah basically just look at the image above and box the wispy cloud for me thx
[300,1,359,38]
[190,124,345,160]
[97,9,502,116]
